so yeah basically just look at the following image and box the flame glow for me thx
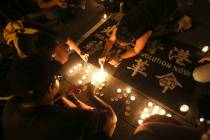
[92,69,108,85]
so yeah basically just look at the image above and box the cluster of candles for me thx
[110,88,135,102]
[67,63,206,125]
[68,64,109,88]
[137,102,172,125]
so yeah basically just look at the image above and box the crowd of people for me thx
[0,0,209,140]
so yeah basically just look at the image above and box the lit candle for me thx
[92,69,108,84]
[85,70,89,73]
[148,102,153,107]
[166,114,172,117]
[138,119,143,125]
[160,109,166,115]
[126,88,132,94]
[82,76,86,80]
[200,118,204,122]
[78,63,83,67]
[202,46,209,53]
[152,109,159,114]
[180,104,189,112]
[78,80,83,85]
[73,66,78,70]
[117,88,122,93]
[154,106,160,111]
[130,95,136,101]
[103,14,107,19]
[69,69,74,74]
[144,108,149,113]
[140,113,150,119]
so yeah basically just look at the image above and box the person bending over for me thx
[99,0,192,67]
[2,56,117,140]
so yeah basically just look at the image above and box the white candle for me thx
[126,88,132,94]
[148,102,153,107]
[117,88,122,93]
[69,69,74,74]
[180,104,189,112]
[78,63,83,67]
[78,80,83,85]
[130,95,136,101]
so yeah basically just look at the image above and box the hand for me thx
[98,57,106,67]
[79,53,89,62]
[198,55,210,63]
[82,83,97,99]
[53,0,68,8]
[66,85,84,96]
[108,57,120,67]
[53,45,69,64]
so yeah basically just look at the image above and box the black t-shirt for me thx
[119,0,177,39]
[2,98,109,140]
[16,0,41,14]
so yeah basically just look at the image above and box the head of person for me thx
[116,17,138,47]
[7,56,61,105]
[19,31,59,58]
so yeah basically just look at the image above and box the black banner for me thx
[79,19,199,112]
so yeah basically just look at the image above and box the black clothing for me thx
[118,0,178,40]
[7,57,62,96]
[16,0,41,14]
[129,115,202,140]
[2,97,109,140]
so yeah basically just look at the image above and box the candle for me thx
[78,80,83,85]
[130,95,136,101]
[144,108,149,113]
[103,14,107,19]
[69,69,74,74]
[126,88,132,94]
[148,102,153,107]
[166,114,172,117]
[138,119,143,125]
[117,88,122,93]
[180,104,189,112]
[78,63,82,67]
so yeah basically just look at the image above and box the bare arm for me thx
[37,0,57,9]
[72,95,94,110]
[37,0,68,9]
[66,38,89,62]
[198,55,210,63]
[66,38,81,54]
[62,97,77,108]
[100,27,117,58]
[120,30,152,59]
[85,84,117,137]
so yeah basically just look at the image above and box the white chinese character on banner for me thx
[127,59,149,77]
[156,72,182,93]
[169,47,192,66]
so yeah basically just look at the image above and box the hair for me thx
[116,25,135,43]
[7,56,58,98]
[116,7,142,43]
[19,31,58,57]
